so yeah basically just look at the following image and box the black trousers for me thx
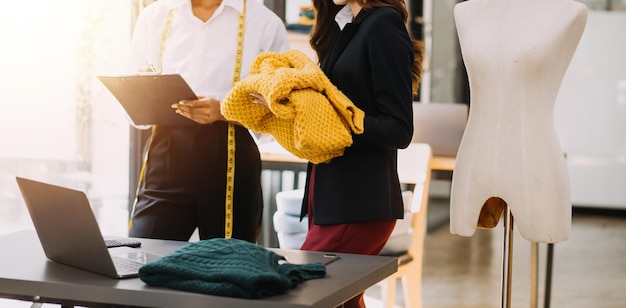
[129,122,263,242]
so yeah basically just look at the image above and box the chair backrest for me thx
[273,143,433,254]
[396,143,432,259]
[411,102,467,157]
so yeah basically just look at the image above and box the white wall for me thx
[555,11,626,209]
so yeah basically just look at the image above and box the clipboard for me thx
[98,74,198,126]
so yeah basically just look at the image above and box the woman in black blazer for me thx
[299,1,423,307]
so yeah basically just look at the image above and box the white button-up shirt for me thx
[128,0,289,100]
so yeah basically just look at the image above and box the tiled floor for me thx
[1,203,625,308]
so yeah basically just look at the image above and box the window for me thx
[0,0,133,236]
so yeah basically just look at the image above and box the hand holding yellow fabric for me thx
[222,49,364,164]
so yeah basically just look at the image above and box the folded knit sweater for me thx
[138,238,326,299]
[222,49,365,164]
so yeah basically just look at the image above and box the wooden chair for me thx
[377,143,432,308]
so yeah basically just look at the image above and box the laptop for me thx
[98,73,198,126]
[411,102,468,157]
[16,177,162,279]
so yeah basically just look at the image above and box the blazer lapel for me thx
[320,9,370,75]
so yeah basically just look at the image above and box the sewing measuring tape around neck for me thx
[153,1,247,239]
[224,0,246,239]
[128,8,176,232]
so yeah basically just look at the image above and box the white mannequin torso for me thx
[450,0,587,243]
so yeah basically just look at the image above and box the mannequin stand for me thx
[531,242,555,308]
[545,243,554,307]
[501,206,514,308]
[531,243,539,308]
[502,206,556,308]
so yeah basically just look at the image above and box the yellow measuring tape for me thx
[131,2,246,239]
[225,0,247,239]
[127,8,174,232]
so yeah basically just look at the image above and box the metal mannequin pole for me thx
[531,240,556,308]
[544,243,555,308]
[501,206,514,308]
[530,242,539,308]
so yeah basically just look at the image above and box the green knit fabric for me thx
[138,238,326,299]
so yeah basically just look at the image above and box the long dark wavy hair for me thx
[309,0,424,95]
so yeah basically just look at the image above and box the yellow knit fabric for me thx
[222,49,365,164]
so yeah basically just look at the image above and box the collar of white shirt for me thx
[176,0,244,20]
[335,5,353,31]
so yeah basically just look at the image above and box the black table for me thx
[0,230,397,308]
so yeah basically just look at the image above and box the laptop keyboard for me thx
[112,256,143,273]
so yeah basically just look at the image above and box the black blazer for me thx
[302,6,415,225]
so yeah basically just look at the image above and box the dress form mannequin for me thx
[450,0,587,243]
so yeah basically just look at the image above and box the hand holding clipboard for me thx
[98,74,199,126]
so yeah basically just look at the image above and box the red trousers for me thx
[300,167,396,308]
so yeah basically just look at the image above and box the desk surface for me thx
[259,141,455,171]
[0,230,397,308]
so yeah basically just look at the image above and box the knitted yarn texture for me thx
[138,238,326,299]
[222,49,365,164]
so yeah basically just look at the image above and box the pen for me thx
[145,57,158,73]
